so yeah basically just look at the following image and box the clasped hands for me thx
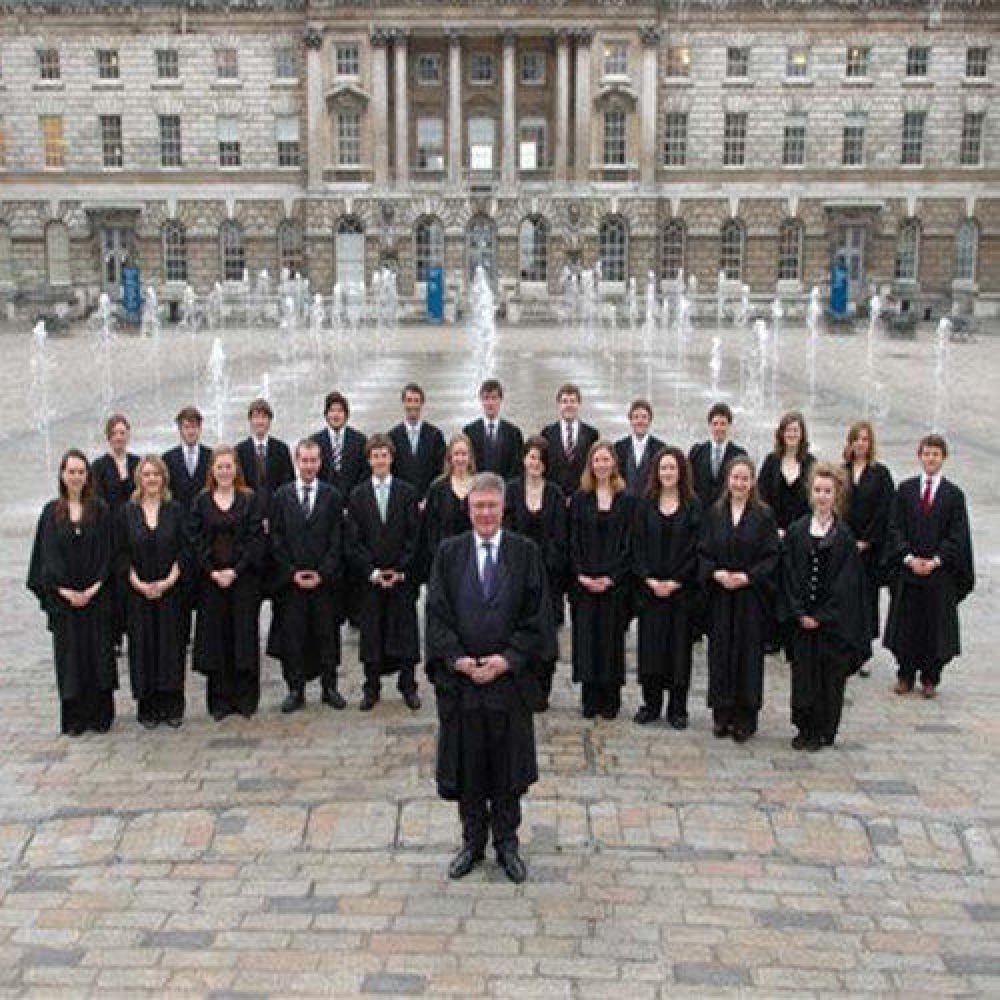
[578,574,613,594]
[713,569,749,590]
[908,556,940,577]
[293,569,322,590]
[646,578,681,599]
[455,654,509,685]
[371,568,403,588]
[59,583,100,608]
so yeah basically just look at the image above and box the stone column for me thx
[393,30,409,185]
[371,29,391,187]
[502,29,517,187]
[303,26,324,189]
[573,29,593,181]
[554,30,570,182]
[448,30,462,186]
[639,26,661,188]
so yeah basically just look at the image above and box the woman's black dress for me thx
[632,497,701,721]
[569,490,633,718]
[27,499,117,734]
[187,490,264,718]
[421,477,472,581]
[119,500,187,724]
[758,452,817,533]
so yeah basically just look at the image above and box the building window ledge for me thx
[902,78,933,87]
[152,80,183,90]
[271,78,300,88]
[212,80,242,90]
[842,77,873,86]
[961,77,992,87]
[92,81,124,91]
[33,81,65,91]
[782,77,813,86]
[663,77,692,87]
[722,77,754,87]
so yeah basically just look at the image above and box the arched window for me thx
[599,216,627,283]
[466,215,496,283]
[777,219,803,282]
[336,216,364,236]
[0,222,12,285]
[45,221,70,287]
[955,219,978,282]
[162,221,187,283]
[661,220,685,280]
[335,216,365,286]
[414,217,444,283]
[278,220,304,278]
[720,219,744,281]
[893,220,919,282]
[519,216,548,283]
[220,220,245,282]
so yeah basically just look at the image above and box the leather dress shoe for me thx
[448,845,483,879]
[667,713,689,731]
[281,690,305,714]
[359,692,378,712]
[633,705,659,725]
[403,691,422,712]
[322,687,347,710]
[921,682,937,699]
[497,847,527,884]
[893,680,913,695]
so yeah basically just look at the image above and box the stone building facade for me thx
[0,0,997,317]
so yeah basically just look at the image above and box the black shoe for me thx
[322,687,347,710]
[237,708,254,719]
[713,724,731,739]
[281,690,305,714]
[805,736,822,752]
[93,721,112,733]
[791,732,808,751]
[211,708,231,722]
[448,845,484,879]
[633,706,659,725]
[359,692,378,712]
[67,725,85,738]
[822,735,835,747]
[582,707,598,720]
[497,847,527,884]
[164,716,183,729]
[403,691,421,712]
[599,706,619,720]
[859,666,871,678]
[667,713,689,731]
[731,728,750,743]
[139,716,158,730]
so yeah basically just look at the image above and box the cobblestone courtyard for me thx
[0,317,997,997]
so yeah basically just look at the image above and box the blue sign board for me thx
[122,266,142,324]
[427,266,444,322]
[830,256,848,317]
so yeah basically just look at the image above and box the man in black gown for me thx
[311,391,369,500]
[541,383,599,498]
[463,379,524,481]
[688,403,747,508]
[614,399,664,497]
[425,472,556,883]
[235,399,294,526]
[389,382,447,505]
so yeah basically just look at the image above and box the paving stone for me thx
[361,971,427,994]
[942,953,1000,975]
[673,962,753,986]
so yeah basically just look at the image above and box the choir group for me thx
[27,379,975,752]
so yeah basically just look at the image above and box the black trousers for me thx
[60,690,114,734]
[459,793,522,855]
[363,660,417,699]
[640,679,689,719]
[713,704,758,735]
[206,670,259,717]
[137,691,185,724]
[897,660,944,687]
[582,683,620,718]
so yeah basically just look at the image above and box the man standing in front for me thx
[425,473,556,883]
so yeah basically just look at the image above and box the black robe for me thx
[541,420,599,498]
[614,435,665,498]
[568,490,633,688]
[758,453,817,533]
[235,436,295,519]
[345,478,421,667]
[420,477,472,583]
[92,451,140,641]
[311,424,369,499]
[389,421,447,501]
[632,497,701,686]
[883,477,974,669]
[698,503,780,712]
[161,444,212,512]
[463,418,524,482]
[118,500,187,700]
[425,531,556,801]
[688,440,747,508]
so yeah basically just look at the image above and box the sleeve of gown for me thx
[697,511,720,587]
[631,501,651,580]
[91,503,112,587]
[319,490,344,583]
[568,492,585,577]
[757,454,777,509]
[503,543,556,672]
[677,500,701,585]
[938,487,975,603]
[424,545,467,679]
[397,489,420,578]
[26,503,55,610]
[778,529,807,624]
[747,509,781,590]
[607,496,633,584]
[269,495,294,590]
[344,492,375,581]
[880,486,908,584]
[547,486,569,582]
[186,495,212,575]
[816,535,871,663]
[234,492,265,575]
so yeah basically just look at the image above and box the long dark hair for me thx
[54,448,97,523]
[645,445,693,503]
[772,410,810,462]
[714,455,764,512]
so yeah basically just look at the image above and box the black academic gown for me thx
[345,478,421,669]
[27,499,117,733]
[421,477,472,583]
[698,502,781,720]
[463,418,524,481]
[389,422,447,501]
[614,436,665,498]
[688,440,747,508]
[267,481,343,686]
[425,531,556,801]
[541,420,599,498]
[758,453,817,533]
[161,444,211,512]
[311,425,369,499]
[883,477,974,671]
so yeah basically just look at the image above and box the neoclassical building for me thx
[0,0,997,316]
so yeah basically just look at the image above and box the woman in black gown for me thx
[504,435,568,708]
[92,413,140,653]
[569,440,633,720]
[421,432,474,579]
[781,463,870,750]
[758,411,816,538]
[119,454,186,728]
[27,449,117,735]
[187,446,265,720]
[842,420,894,677]
[632,446,701,729]
[698,456,781,742]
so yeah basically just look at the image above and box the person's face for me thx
[658,454,679,492]
[630,407,651,437]
[296,446,321,483]
[108,421,129,453]
[782,420,802,452]
[179,419,201,447]
[140,462,164,499]
[728,463,752,501]
[559,392,580,422]
[61,456,87,497]
[250,411,272,438]
[811,476,836,517]
[524,446,544,479]
[919,445,945,477]
[369,446,392,478]
[325,403,347,430]
[480,390,502,420]
[213,453,236,489]
[402,390,423,423]
[450,441,471,476]
[469,489,502,539]
[591,447,614,483]
[709,415,731,444]
[851,428,871,462]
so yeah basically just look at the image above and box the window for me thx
[785,46,809,78]
[414,218,444,283]
[519,117,546,169]
[906,45,929,77]
[469,52,494,84]
[220,221,245,282]
[894,221,919,281]
[274,46,298,79]
[960,112,984,165]
[901,110,925,165]
[159,115,182,166]
[468,116,495,169]
[723,112,747,166]
[46,221,71,286]
[846,45,869,78]
[416,116,444,169]
[100,114,123,168]
[521,50,545,84]
[777,220,802,281]
[842,111,866,165]
[666,45,690,78]
[782,112,806,166]
[217,116,240,167]
[661,220,685,280]
[966,46,989,78]
[604,42,627,78]
[955,219,978,281]
[519,217,548,283]
[156,48,179,79]
[335,43,359,78]
[97,49,120,80]
[163,221,187,282]
[278,221,304,278]
[726,46,750,78]
[215,48,239,79]
[336,108,360,166]
[663,112,687,166]
[275,115,300,167]
[720,220,743,281]
[40,115,65,168]
[599,217,627,282]
[416,53,441,84]
[603,108,626,166]
[38,49,60,80]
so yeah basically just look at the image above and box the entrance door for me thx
[335,218,365,288]
[101,227,134,299]
[838,225,865,304]
[466,216,496,286]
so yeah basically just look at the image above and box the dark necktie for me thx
[480,541,497,600]
[332,432,343,472]
[256,442,267,484]
[301,483,312,517]
[920,478,933,515]
[565,421,576,460]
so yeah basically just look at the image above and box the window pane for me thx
[603,109,626,165]
[599,218,626,282]
[966,46,989,78]
[221,223,245,282]
[163,222,187,282]
[38,49,60,80]
[604,43,627,77]
[663,112,687,166]
[336,44,359,77]
[274,46,298,79]
[100,114,123,168]
[97,49,120,80]
[521,51,545,84]
[661,221,685,280]
[216,49,238,78]
[893,222,919,281]
[415,219,444,282]
[723,112,747,166]
[901,110,925,165]
[786,46,809,77]
[846,45,869,77]
[159,115,182,166]
[337,108,360,166]
[470,52,494,83]
[720,222,743,281]
[782,112,806,166]
[40,115,64,168]
[906,45,929,77]
[778,221,802,281]
[960,112,983,165]
[519,218,548,282]
[727,46,749,77]
[842,112,866,165]
[156,49,179,79]
[416,53,441,84]
[417,116,444,169]
[955,221,978,281]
